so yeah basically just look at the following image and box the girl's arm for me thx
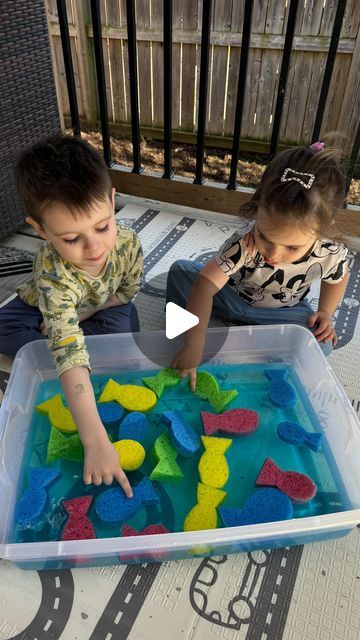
[308,269,349,345]
[171,259,229,389]
[60,366,133,497]
[318,271,349,315]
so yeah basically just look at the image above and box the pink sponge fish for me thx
[256,458,317,502]
[121,524,170,536]
[201,408,259,436]
[61,496,96,541]
[277,421,323,452]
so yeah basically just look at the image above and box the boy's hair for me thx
[239,145,346,239]
[15,134,112,224]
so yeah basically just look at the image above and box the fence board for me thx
[181,43,197,132]
[208,45,228,135]
[152,41,164,127]
[265,0,287,35]
[109,38,127,123]
[52,34,70,115]
[321,54,352,140]
[337,23,360,145]
[250,0,268,33]
[299,0,324,36]
[297,52,326,141]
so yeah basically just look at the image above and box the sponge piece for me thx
[98,378,157,412]
[198,436,232,488]
[161,411,201,457]
[264,369,296,408]
[201,408,259,436]
[119,412,149,442]
[122,524,170,536]
[95,477,159,523]
[46,427,84,463]
[61,496,96,541]
[219,488,293,527]
[113,439,146,471]
[142,368,180,398]
[97,402,124,429]
[192,371,238,413]
[256,457,317,502]
[36,394,77,434]
[150,433,183,482]
[183,483,226,532]
[15,467,62,526]
[277,421,322,452]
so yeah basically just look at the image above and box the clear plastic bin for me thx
[1,325,360,570]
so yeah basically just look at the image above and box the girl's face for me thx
[254,209,318,265]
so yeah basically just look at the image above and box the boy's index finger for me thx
[115,468,133,498]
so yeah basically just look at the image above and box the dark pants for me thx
[0,295,140,358]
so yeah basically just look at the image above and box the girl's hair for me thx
[15,134,112,225]
[239,145,346,240]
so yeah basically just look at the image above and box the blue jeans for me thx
[166,259,333,357]
[0,295,140,358]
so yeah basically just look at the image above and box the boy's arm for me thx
[115,232,143,303]
[308,268,349,344]
[172,259,229,389]
[60,366,133,497]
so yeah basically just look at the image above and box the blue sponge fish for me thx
[264,369,296,408]
[219,487,293,527]
[161,411,201,457]
[119,412,149,442]
[277,421,323,451]
[15,467,61,526]
[97,402,124,429]
[95,477,159,523]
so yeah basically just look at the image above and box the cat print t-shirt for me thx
[214,223,348,308]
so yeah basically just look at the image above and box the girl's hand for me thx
[83,436,133,498]
[171,345,201,391]
[308,310,337,346]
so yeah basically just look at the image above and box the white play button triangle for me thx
[165,302,199,339]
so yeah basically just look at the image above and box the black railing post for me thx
[163,0,173,179]
[311,0,347,144]
[268,0,299,159]
[126,0,142,174]
[227,0,253,190]
[56,0,80,136]
[90,0,112,166]
[194,0,212,185]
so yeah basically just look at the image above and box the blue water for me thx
[14,363,350,543]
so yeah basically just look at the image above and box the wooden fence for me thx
[47,0,359,155]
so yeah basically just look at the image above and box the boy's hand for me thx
[308,310,337,346]
[83,436,133,498]
[172,345,201,391]
[39,320,48,336]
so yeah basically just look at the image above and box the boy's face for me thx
[27,189,117,276]
[253,209,318,265]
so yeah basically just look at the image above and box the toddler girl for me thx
[166,144,349,389]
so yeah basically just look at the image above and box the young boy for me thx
[0,134,143,497]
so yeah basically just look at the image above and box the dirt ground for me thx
[80,129,360,206]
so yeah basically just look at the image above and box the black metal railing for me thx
[56,0,359,197]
